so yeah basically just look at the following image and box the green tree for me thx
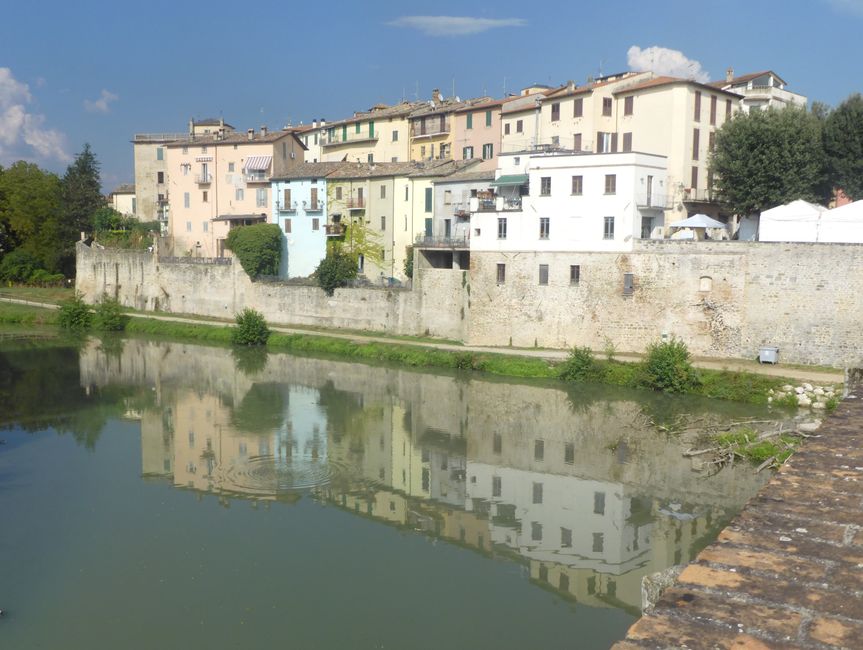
[341,218,383,271]
[61,143,103,238]
[315,250,358,295]
[711,106,826,215]
[823,93,863,201]
[225,223,281,278]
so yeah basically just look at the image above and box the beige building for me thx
[408,92,494,163]
[109,183,137,218]
[165,126,306,257]
[320,102,423,164]
[451,99,503,170]
[709,69,807,113]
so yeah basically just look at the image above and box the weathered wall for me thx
[75,243,468,341]
[467,240,863,366]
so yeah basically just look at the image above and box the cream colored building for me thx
[165,126,306,257]
[408,93,494,163]
[109,184,137,218]
[709,69,807,113]
[320,102,422,164]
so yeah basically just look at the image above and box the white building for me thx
[470,150,668,255]
[709,69,807,113]
[109,184,137,218]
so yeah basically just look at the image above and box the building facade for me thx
[710,69,807,113]
[109,184,137,218]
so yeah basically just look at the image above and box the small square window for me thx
[571,175,582,195]
[312,218,320,231]
[604,174,616,194]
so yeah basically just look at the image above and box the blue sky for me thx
[1,0,860,191]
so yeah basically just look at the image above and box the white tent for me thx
[759,200,827,242]
[668,213,728,240]
[820,200,863,243]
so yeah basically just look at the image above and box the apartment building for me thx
[320,102,422,164]
[408,92,495,163]
[451,99,504,170]
[165,126,306,257]
[709,69,807,113]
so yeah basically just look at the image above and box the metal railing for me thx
[321,134,379,147]
[414,235,470,248]
[683,188,721,203]
[158,256,232,265]
[410,119,451,138]
[195,173,212,184]
[134,133,189,142]
[244,174,268,183]
[346,198,365,209]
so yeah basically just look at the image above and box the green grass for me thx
[712,427,802,466]
[0,302,58,325]
[0,285,74,304]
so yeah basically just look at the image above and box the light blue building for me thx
[270,162,344,278]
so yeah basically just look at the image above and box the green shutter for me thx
[486,110,492,126]
[466,113,473,129]
[369,121,375,138]
[342,125,348,141]
[424,187,432,212]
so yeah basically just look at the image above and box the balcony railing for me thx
[321,134,379,148]
[195,173,212,184]
[326,223,346,237]
[244,173,269,184]
[276,202,297,213]
[410,119,451,139]
[414,235,469,249]
[635,192,671,209]
[683,188,721,203]
[304,201,322,211]
[346,198,365,209]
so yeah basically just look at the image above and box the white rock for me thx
[803,383,813,391]
[814,388,825,396]
[812,402,826,409]
[799,421,821,433]
[795,386,805,395]
[783,385,794,392]
[767,397,773,404]
[797,396,812,407]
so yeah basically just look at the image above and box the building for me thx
[320,102,423,164]
[270,162,348,278]
[709,69,807,113]
[451,99,504,170]
[109,183,137,218]
[165,126,306,257]
[132,118,235,225]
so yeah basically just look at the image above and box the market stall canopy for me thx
[758,200,827,242]
[819,200,863,243]
[669,214,727,229]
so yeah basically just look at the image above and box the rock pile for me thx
[768,383,839,410]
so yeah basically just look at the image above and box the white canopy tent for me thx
[758,200,828,242]
[668,213,728,240]
[820,200,863,243]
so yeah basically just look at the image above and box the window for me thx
[622,132,632,152]
[281,188,289,207]
[726,98,732,120]
[256,188,267,207]
[492,476,501,497]
[392,130,398,142]
[380,184,386,199]
[709,131,716,153]
[380,216,386,230]
[424,187,432,212]
[355,122,361,134]
[513,156,520,165]
[532,522,543,541]
[561,527,572,548]
[466,113,473,129]
[504,123,511,135]
[183,192,190,208]
[694,91,702,121]
[710,95,718,125]
[156,171,164,184]
[284,218,291,233]
[604,174,616,194]
[573,133,582,151]
[532,482,543,504]
[228,162,235,172]
[592,533,604,553]
[623,272,634,295]
[420,145,426,158]
[186,221,192,232]
[493,433,502,454]
[444,189,452,204]
[312,218,320,231]
[603,216,615,240]
[516,119,523,133]
[565,442,575,463]
[540,177,551,196]
[539,264,549,285]
[367,153,374,164]
[463,145,474,160]
[485,109,492,127]
[482,143,494,160]
[573,97,583,117]
[602,97,612,116]
[404,185,409,201]
[551,102,560,121]
[182,164,189,176]
[551,135,560,146]
[201,146,207,154]
[534,439,544,461]
[692,128,700,160]
[310,187,318,209]
[594,491,606,515]
[156,147,164,161]
[202,190,208,203]
[691,166,699,190]
[368,121,375,138]
[597,131,615,153]
[497,217,507,240]
[496,263,506,284]
[569,265,580,285]
[182,146,188,154]
[539,217,550,240]
[624,96,634,116]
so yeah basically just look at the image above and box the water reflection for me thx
[71,338,768,615]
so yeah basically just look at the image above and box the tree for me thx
[225,223,281,278]
[315,250,358,295]
[823,93,863,201]
[341,218,383,272]
[61,143,103,238]
[710,107,827,215]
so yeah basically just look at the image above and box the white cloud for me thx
[826,0,863,15]
[0,67,69,164]
[627,45,710,83]
[387,15,526,37]
[84,89,119,114]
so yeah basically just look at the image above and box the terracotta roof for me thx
[270,161,350,180]
[434,167,495,183]
[408,96,494,120]
[166,129,308,149]
[613,76,743,98]
[708,70,787,88]
[452,98,506,114]
[325,159,475,180]
[324,101,427,128]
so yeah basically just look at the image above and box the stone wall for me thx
[467,240,863,366]
[75,243,468,341]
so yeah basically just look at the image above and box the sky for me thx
[1,0,861,191]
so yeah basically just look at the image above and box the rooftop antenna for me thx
[452,77,455,99]
[503,76,507,96]
[414,81,419,101]
[598,59,605,78]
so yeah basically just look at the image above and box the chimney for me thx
[320,118,326,127]
[247,128,254,141]
[312,119,317,128]
[261,125,268,137]
[567,79,575,92]
[219,117,224,128]
[432,88,442,103]
[189,118,194,135]
[726,67,734,82]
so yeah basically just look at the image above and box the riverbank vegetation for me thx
[686,424,808,472]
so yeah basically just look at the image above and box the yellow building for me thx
[320,102,423,164]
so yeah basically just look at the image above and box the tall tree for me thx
[0,161,62,270]
[823,93,863,201]
[61,143,103,238]
[710,106,826,215]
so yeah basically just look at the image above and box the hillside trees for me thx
[823,93,863,201]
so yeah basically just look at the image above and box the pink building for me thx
[451,99,504,171]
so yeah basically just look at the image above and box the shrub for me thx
[0,250,41,283]
[225,223,282,279]
[640,338,699,393]
[231,308,270,346]
[28,269,66,287]
[315,250,358,295]
[93,296,128,331]
[58,293,93,331]
[404,245,414,279]
[558,346,604,382]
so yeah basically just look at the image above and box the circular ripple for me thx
[214,454,362,495]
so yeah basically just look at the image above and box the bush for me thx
[58,293,93,331]
[558,346,604,382]
[0,250,41,283]
[28,269,66,287]
[640,338,700,393]
[231,308,270,346]
[93,296,128,331]
[404,245,414,279]
[315,251,358,295]
[225,223,282,279]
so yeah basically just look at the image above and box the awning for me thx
[490,174,528,186]
[195,156,213,162]
[212,213,267,222]
[243,155,272,171]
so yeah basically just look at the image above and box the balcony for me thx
[244,173,268,184]
[321,134,379,148]
[415,234,469,249]
[635,192,670,209]
[410,118,451,139]
[303,201,323,212]
[326,223,346,237]
[277,201,297,213]
[346,198,365,210]
[683,188,721,204]
[195,173,212,184]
